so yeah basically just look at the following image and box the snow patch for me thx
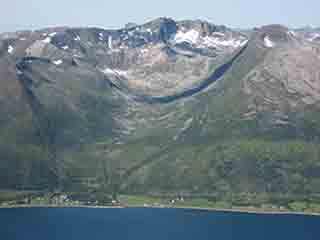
[42,37,51,43]
[212,32,225,37]
[264,36,275,48]
[240,39,249,46]
[114,69,128,76]
[203,36,244,48]
[173,29,200,44]
[101,68,127,76]
[53,59,63,65]
[307,33,320,42]
[102,68,115,75]
[48,32,57,37]
[98,32,104,40]
[7,45,14,54]
[108,36,113,49]
[172,28,246,49]
[288,30,296,37]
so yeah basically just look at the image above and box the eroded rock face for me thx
[242,25,320,125]
[3,21,320,116]
[3,21,320,113]
[2,18,247,96]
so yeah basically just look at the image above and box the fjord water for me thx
[0,208,319,240]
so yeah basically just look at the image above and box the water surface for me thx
[0,207,319,240]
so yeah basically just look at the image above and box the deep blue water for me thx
[0,207,319,240]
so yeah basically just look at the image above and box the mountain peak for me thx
[252,24,295,48]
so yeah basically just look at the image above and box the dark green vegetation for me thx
[1,22,320,211]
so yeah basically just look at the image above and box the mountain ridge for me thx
[1,18,320,206]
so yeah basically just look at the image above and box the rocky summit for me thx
[1,18,320,204]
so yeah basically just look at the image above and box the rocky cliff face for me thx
[1,18,247,96]
[1,19,320,201]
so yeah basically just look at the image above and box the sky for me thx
[2,0,319,32]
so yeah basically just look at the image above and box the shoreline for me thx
[1,204,320,216]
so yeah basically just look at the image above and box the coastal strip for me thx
[1,204,320,216]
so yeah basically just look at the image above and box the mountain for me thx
[1,18,320,205]
[294,26,320,43]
